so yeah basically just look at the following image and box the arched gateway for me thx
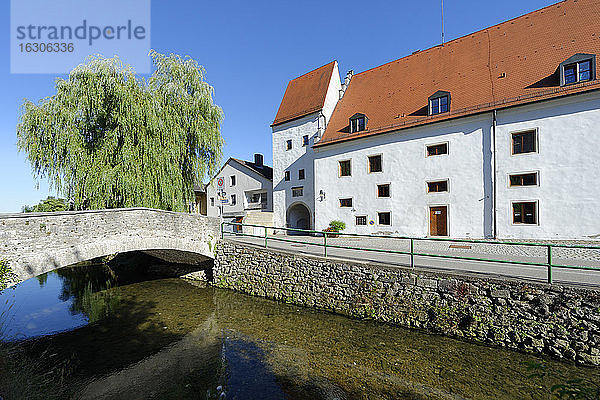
[286,202,311,233]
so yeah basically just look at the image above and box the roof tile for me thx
[272,61,336,126]
[316,0,600,147]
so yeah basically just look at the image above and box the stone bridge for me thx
[0,208,220,286]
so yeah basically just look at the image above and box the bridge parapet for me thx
[0,208,220,286]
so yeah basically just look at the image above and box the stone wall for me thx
[214,240,600,365]
[0,208,220,285]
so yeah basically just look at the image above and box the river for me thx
[0,254,598,399]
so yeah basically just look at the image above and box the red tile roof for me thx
[272,61,336,127]
[315,0,600,147]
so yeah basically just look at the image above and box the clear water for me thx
[0,258,598,400]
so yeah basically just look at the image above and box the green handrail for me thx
[219,221,600,282]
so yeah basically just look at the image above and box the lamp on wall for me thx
[318,190,326,201]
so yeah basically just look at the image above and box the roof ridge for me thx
[288,60,337,82]
[355,0,571,78]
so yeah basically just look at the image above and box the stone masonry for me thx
[0,208,220,285]
[214,239,600,365]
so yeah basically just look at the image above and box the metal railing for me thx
[221,222,600,285]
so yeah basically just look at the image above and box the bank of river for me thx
[0,259,598,399]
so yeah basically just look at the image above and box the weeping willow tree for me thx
[17,50,224,211]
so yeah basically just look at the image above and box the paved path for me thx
[224,234,600,288]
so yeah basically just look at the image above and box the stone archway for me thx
[286,202,311,234]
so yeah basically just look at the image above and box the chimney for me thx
[254,153,264,167]
[339,70,354,100]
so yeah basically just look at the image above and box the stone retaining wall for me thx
[214,240,600,365]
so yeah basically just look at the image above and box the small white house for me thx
[205,154,273,232]
[272,0,600,240]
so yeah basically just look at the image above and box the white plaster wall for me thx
[320,61,342,140]
[495,91,600,239]
[271,63,342,230]
[314,114,494,238]
[272,113,319,229]
[206,160,273,218]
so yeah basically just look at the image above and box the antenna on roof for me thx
[441,0,445,46]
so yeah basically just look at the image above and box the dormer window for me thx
[428,91,450,116]
[349,113,367,133]
[560,54,596,86]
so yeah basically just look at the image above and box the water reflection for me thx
[1,259,599,400]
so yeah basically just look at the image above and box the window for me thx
[368,155,382,173]
[292,186,303,197]
[356,216,367,226]
[512,202,537,224]
[298,169,305,180]
[284,171,290,181]
[349,113,367,133]
[210,197,214,207]
[512,130,537,154]
[378,212,391,226]
[302,135,309,146]
[231,194,236,205]
[430,96,448,115]
[339,198,353,207]
[377,184,390,198]
[250,192,266,203]
[286,139,292,150]
[509,172,538,187]
[427,143,448,156]
[560,54,595,86]
[427,180,448,193]
[339,160,351,177]
[230,175,236,186]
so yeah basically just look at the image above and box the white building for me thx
[205,154,273,230]
[271,61,342,231]
[272,0,600,240]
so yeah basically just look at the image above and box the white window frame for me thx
[425,141,449,157]
[376,183,391,198]
[291,186,304,197]
[355,215,368,226]
[507,171,540,188]
[377,211,392,226]
[510,200,539,226]
[338,159,352,178]
[426,179,450,194]
[367,153,383,174]
[338,197,354,208]
[429,95,449,115]
[510,128,539,156]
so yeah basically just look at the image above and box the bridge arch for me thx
[0,208,220,286]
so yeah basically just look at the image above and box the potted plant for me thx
[323,220,346,238]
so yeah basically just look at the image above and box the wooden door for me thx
[429,206,448,236]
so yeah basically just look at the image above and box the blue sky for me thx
[0,0,555,213]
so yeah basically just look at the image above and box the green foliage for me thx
[527,361,600,399]
[22,196,67,213]
[17,50,224,211]
[328,220,346,232]
[0,259,11,290]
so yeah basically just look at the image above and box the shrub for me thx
[0,259,10,290]
[328,220,346,232]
